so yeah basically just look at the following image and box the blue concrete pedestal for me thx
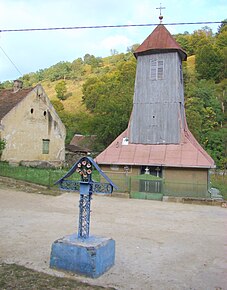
[50,234,115,278]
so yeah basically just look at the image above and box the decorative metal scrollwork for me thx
[78,194,91,239]
[60,180,80,191]
[55,156,117,240]
[92,182,113,194]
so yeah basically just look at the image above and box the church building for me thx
[96,19,215,200]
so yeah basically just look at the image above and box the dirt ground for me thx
[0,184,227,290]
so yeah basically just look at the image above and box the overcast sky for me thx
[0,0,226,82]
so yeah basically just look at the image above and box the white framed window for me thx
[150,59,164,80]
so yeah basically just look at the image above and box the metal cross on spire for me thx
[156,3,166,24]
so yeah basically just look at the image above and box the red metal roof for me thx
[134,24,187,60]
[96,127,215,169]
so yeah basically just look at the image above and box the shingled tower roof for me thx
[134,24,187,60]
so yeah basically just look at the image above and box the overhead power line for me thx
[0,20,226,79]
[0,21,226,33]
[0,45,23,76]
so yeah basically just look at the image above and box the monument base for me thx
[50,234,115,278]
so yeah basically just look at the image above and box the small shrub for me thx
[0,138,6,156]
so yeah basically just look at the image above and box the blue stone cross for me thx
[55,156,118,239]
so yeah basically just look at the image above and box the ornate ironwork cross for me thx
[156,3,166,23]
[55,156,117,239]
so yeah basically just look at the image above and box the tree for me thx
[195,44,224,82]
[59,110,91,144]
[185,88,205,142]
[175,33,193,55]
[205,128,227,169]
[216,30,227,49]
[82,57,136,148]
[82,77,105,112]
[189,27,214,54]
[71,58,84,79]
[217,79,227,123]
[0,80,13,89]
[127,44,140,53]
[216,19,227,35]
[55,81,67,100]
[51,99,64,113]
[110,49,118,56]
[185,79,224,166]
[83,54,103,68]
[45,62,72,82]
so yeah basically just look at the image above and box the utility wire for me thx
[0,20,225,78]
[0,21,226,33]
[0,45,23,76]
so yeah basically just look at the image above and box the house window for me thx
[42,139,50,154]
[150,59,164,80]
[110,165,119,171]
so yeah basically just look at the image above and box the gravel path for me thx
[0,186,227,290]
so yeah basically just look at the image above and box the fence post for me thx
[162,179,165,196]
[128,175,131,193]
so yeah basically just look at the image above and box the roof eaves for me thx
[97,160,214,169]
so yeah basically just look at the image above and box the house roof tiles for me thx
[0,87,34,120]
[70,134,97,152]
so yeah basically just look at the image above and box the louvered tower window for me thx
[150,59,164,80]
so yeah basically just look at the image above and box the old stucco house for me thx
[96,23,215,200]
[0,80,66,166]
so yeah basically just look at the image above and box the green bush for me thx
[0,139,6,156]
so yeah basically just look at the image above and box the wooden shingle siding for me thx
[130,52,184,144]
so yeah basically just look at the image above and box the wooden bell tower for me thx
[129,23,187,145]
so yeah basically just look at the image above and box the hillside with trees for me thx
[0,21,226,169]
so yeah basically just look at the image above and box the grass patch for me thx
[0,162,100,189]
[0,263,114,290]
[210,173,227,200]
[0,162,66,187]
[41,79,86,114]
